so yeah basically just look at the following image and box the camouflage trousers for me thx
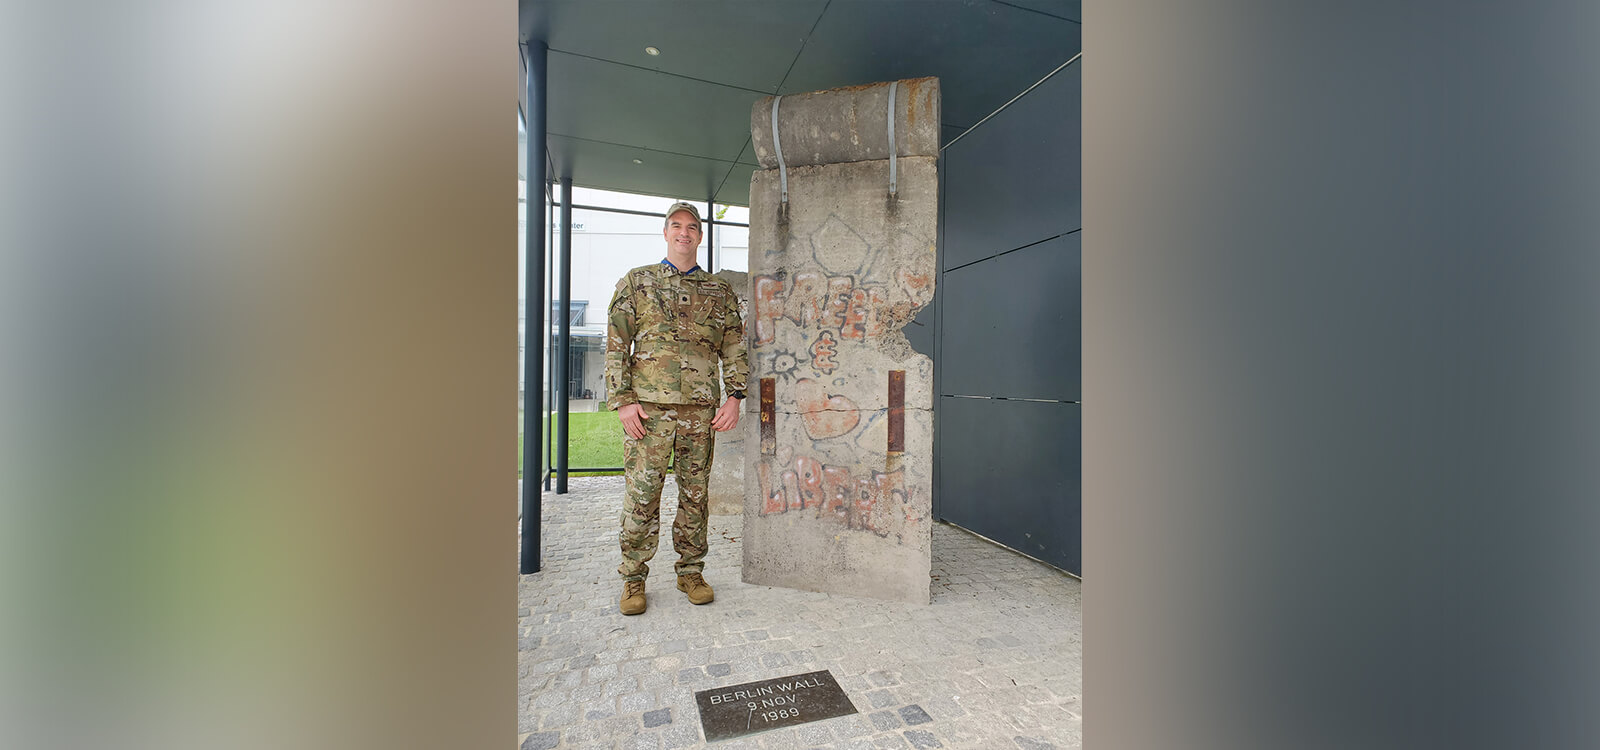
[619,402,716,582]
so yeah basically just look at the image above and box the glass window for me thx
[713,222,750,273]
[539,185,750,472]
[714,203,750,225]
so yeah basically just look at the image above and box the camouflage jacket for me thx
[605,262,748,409]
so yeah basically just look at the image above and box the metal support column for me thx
[520,40,548,575]
[545,175,554,492]
[705,198,715,271]
[556,175,574,493]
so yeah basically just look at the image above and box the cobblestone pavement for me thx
[519,476,1081,750]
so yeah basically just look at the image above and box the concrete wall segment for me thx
[743,78,939,603]
[751,78,941,169]
[709,269,751,517]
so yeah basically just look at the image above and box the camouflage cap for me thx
[663,201,702,227]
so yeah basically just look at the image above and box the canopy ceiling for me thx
[520,0,1080,206]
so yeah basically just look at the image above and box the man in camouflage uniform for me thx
[606,201,748,615]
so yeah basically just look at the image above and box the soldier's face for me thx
[663,211,702,253]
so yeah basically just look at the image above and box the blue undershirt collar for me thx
[660,258,702,275]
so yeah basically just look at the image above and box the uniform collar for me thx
[660,258,703,276]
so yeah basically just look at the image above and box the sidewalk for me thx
[519,476,1082,750]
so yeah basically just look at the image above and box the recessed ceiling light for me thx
[645,46,661,56]
[632,158,643,165]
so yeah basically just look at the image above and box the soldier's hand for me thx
[712,397,741,432]
[619,403,648,440]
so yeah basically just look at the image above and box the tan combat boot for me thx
[620,580,646,615]
[676,572,714,605]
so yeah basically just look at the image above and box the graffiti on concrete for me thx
[894,267,934,306]
[756,455,918,542]
[748,216,933,547]
[810,215,874,276]
[752,271,921,348]
[765,349,802,383]
[808,331,839,374]
[794,378,860,439]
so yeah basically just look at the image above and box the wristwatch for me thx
[729,390,746,400]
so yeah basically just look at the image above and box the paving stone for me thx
[551,670,582,690]
[1013,736,1057,750]
[865,689,897,709]
[832,714,874,740]
[519,731,559,750]
[620,658,654,677]
[643,707,673,728]
[639,670,675,691]
[619,690,657,714]
[561,723,605,747]
[626,732,662,750]
[869,710,903,731]
[530,689,569,710]
[922,696,966,720]
[603,677,638,699]
[872,733,910,749]
[600,715,643,743]
[757,729,803,749]
[796,721,834,745]
[831,740,876,750]
[518,477,1082,750]
[899,704,933,726]
[660,723,700,749]
[903,728,944,749]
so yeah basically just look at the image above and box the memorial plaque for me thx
[693,669,858,742]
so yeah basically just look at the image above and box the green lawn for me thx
[519,410,626,477]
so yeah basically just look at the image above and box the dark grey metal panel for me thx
[904,294,937,361]
[941,124,966,147]
[998,0,1082,23]
[547,134,741,205]
[714,163,757,207]
[939,397,1080,575]
[523,0,1081,212]
[733,139,758,166]
[547,51,756,163]
[712,140,759,207]
[782,1,1081,128]
[931,151,948,522]
[523,0,827,93]
[942,63,1080,270]
[941,233,1080,401]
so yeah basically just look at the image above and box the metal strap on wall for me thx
[770,96,788,209]
[887,81,898,197]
